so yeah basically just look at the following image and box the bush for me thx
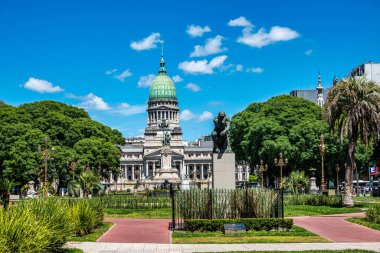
[365,206,380,224]
[184,218,293,232]
[285,194,342,207]
[0,198,104,252]
[0,198,74,253]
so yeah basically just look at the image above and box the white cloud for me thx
[236,64,243,72]
[247,67,264,73]
[178,55,228,74]
[79,93,110,111]
[172,75,183,83]
[180,109,197,121]
[138,74,155,88]
[115,69,132,82]
[198,111,213,122]
[180,109,213,122]
[229,16,299,48]
[305,49,313,56]
[114,103,146,116]
[105,69,117,75]
[130,33,162,51]
[228,16,252,27]
[185,83,201,92]
[190,35,227,57]
[238,26,299,48]
[186,25,211,37]
[23,77,64,93]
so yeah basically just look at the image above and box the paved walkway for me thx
[97,218,171,243]
[67,242,380,252]
[294,212,380,242]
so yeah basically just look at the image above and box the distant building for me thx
[347,62,380,84]
[111,55,249,191]
[290,73,329,107]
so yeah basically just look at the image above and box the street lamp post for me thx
[38,137,55,187]
[335,164,340,194]
[319,135,326,190]
[274,153,288,189]
[256,160,268,187]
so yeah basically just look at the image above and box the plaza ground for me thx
[67,211,380,252]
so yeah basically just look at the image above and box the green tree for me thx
[0,101,123,190]
[230,95,340,185]
[324,77,380,207]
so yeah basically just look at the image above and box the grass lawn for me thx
[210,251,376,253]
[346,217,380,231]
[285,205,363,217]
[104,208,171,218]
[172,225,329,244]
[69,222,113,242]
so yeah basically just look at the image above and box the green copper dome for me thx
[149,57,177,101]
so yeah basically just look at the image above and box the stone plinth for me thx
[212,152,235,189]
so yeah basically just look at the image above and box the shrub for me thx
[184,218,293,232]
[365,206,380,224]
[0,198,104,252]
[285,194,342,207]
[176,188,278,220]
[0,198,73,253]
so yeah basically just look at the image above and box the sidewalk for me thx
[67,242,380,253]
[294,212,380,242]
[97,218,171,243]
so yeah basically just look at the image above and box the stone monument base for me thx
[212,152,236,189]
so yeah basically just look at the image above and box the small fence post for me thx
[170,183,175,231]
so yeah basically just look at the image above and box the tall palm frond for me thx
[324,77,380,206]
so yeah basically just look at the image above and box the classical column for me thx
[201,164,204,180]
[145,162,149,178]
[153,162,156,176]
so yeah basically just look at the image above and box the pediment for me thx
[144,147,184,157]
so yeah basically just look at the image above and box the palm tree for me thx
[284,170,309,194]
[0,178,19,209]
[324,77,380,207]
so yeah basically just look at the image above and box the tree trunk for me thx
[343,140,356,207]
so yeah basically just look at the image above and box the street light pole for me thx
[274,153,288,189]
[256,160,268,187]
[336,164,340,194]
[319,135,326,190]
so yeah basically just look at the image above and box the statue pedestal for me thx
[310,177,319,194]
[153,147,180,183]
[212,152,235,189]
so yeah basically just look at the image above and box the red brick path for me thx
[294,212,380,242]
[97,218,171,243]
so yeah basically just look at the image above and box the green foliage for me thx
[249,175,258,183]
[70,200,104,236]
[229,95,339,183]
[97,195,171,209]
[365,206,380,224]
[0,178,19,209]
[0,197,104,252]
[0,101,122,189]
[184,218,293,232]
[283,171,309,194]
[324,78,380,207]
[175,188,278,220]
[285,194,342,207]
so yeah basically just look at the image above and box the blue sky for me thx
[1,0,379,140]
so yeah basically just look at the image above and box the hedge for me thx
[184,218,293,232]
